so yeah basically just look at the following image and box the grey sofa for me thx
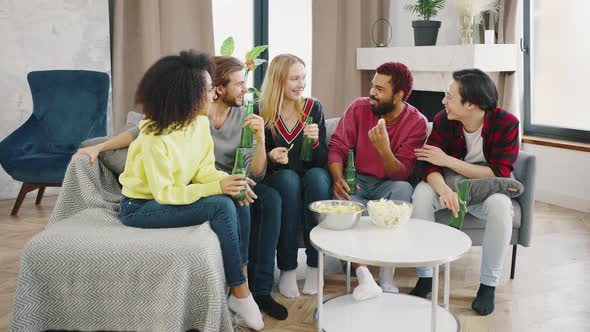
[324,117,536,279]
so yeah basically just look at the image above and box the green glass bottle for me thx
[448,181,470,229]
[300,116,314,162]
[240,100,254,148]
[344,148,357,195]
[231,148,247,201]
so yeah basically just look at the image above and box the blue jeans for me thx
[248,183,282,296]
[264,168,332,270]
[349,173,414,207]
[119,195,246,286]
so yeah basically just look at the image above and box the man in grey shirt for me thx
[209,56,286,320]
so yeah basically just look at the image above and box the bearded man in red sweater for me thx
[328,62,428,301]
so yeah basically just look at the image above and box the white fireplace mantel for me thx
[357,44,518,92]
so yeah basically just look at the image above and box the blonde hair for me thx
[259,54,306,136]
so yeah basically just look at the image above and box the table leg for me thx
[431,265,439,332]
[346,261,351,294]
[444,262,450,309]
[317,252,324,332]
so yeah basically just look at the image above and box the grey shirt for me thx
[127,112,142,139]
[127,108,265,182]
[209,106,265,182]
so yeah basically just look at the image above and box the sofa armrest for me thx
[512,150,536,247]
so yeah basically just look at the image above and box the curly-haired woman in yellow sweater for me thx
[118,50,263,330]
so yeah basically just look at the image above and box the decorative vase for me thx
[472,23,483,43]
[460,15,475,45]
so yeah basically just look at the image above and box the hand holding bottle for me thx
[300,116,314,162]
[220,174,248,196]
[332,177,351,201]
[237,182,258,207]
[302,122,319,140]
[243,113,265,141]
[448,182,470,229]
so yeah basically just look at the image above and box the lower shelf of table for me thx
[318,293,460,332]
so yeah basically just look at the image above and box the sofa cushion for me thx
[443,167,524,205]
[326,118,339,145]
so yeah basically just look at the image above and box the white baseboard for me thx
[535,190,590,213]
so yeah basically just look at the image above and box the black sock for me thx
[409,277,432,298]
[254,294,288,320]
[472,284,495,316]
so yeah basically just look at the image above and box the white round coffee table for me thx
[310,216,472,332]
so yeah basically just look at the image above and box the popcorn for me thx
[378,118,386,126]
[367,199,412,228]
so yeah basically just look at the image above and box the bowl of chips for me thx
[308,200,366,230]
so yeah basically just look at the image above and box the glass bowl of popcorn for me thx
[367,199,413,229]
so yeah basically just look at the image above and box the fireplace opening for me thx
[407,90,445,122]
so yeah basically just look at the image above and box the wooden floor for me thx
[1,196,589,332]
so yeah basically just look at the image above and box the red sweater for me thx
[328,97,428,181]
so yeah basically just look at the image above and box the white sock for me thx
[352,266,382,301]
[302,266,319,295]
[228,294,264,331]
[279,270,300,298]
[379,266,399,293]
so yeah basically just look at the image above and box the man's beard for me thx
[369,96,395,117]
[221,94,242,108]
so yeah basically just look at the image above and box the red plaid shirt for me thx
[423,108,520,180]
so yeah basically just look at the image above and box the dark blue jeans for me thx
[248,183,281,296]
[264,168,332,270]
[119,195,246,286]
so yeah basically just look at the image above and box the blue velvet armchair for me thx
[0,70,109,215]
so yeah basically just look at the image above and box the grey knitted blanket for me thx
[10,156,234,332]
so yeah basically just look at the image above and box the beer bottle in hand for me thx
[300,116,314,162]
[344,148,357,195]
[231,148,247,201]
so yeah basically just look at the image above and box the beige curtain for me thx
[490,0,522,120]
[312,0,390,119]
[112,0,214,132]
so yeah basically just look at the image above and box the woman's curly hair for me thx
[135,50,214,135]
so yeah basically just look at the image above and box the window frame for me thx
[253,0,269,90]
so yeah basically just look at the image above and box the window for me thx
[524,0,590,142]
[268,0,313,95]
[212,1,313,94]
[212,0,254,86]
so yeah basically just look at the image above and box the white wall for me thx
[0,0,111,200]
[523,144,590,213]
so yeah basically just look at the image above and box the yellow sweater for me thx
[119,116,228,205]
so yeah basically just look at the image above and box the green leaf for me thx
[404,0,446,20]
[245,45,268,60]
[248,87,262,98]
[220,37,235,56]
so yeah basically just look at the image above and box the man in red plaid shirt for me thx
[411,69,520,316]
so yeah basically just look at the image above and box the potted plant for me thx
[404,0,446,46]
[219,36,267,98]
